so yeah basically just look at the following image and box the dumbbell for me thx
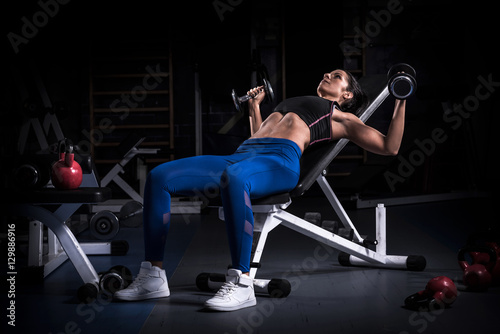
[89,201,143,240]
[231,78,275,112]
[99,265,133,296]
[387,63,417,100]
[77,265,133,303]
[196,273,291,298]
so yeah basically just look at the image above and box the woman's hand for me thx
[247,85,266,107]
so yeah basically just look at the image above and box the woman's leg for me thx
[143,155,231,266]
[204,141,301,311]
[115,155,231,301]
[219,145,301,273]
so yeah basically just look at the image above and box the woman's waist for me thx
[237,137,302,159]
[250,112,310,152]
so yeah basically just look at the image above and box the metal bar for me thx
[111,175,143,203]
[316,175,363,242]
[80,242,114,255]
[47,228,60,261]
[14,204,100,285]
[346,255,408,269]
[376,204,387,255]
[355,191,490,208]
[274,210,386,264]
[359,86,390,123]
[28,221,43,267]
[249,212,282,279]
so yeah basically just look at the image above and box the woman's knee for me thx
[146,166,161,187]
[145,162,175,193]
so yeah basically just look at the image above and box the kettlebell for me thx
[485,242,500,285]
[457,246,497,291]
[404,276,457,311]
[51,139,82,190]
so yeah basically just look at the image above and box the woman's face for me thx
[317,70,352,103]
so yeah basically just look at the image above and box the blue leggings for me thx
[143,138,302,272]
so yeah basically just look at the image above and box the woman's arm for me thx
[343,99,406,156]
[249,103,263,136]
[248,86,265,136]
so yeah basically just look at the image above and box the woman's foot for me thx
[114,262,170,301]
[204,269,256,311]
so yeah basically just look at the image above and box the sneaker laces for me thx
[215,281,237,298]
[128,272,150,289]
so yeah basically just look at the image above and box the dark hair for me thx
[340,71,368,116]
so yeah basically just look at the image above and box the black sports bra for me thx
[274,96,340,145]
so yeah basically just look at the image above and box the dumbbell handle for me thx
[235,84,267,103]
[236,94,254,104]
[120,209,142,220]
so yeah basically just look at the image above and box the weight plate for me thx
[262,78,275,103]
[389,75,415,99]
[231,89,241,112]
[90,211,120,240]
[100,271,125,295]
[108,265,133,286]
[387,63,416,80]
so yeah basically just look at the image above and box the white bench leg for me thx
[14,204,100,286]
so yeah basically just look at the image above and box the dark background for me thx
[2,0,499,199]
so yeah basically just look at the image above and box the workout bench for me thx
[10,156,129,303]
[197,70,426,296]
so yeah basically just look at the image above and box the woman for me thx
[114,69,406,311]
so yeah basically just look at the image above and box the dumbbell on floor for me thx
[77,265,133,303]
[195,273,291,298]
[231,78,275,112]
[99,265,133,296]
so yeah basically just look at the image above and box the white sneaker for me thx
[114,262,170,301]
[204,269,256,311]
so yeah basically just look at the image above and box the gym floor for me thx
[10,196,499,334]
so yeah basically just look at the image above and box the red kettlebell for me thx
[51,139,82,190]
[457,246,496,291]
[486,242,500,285]
[404,276,457,311]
